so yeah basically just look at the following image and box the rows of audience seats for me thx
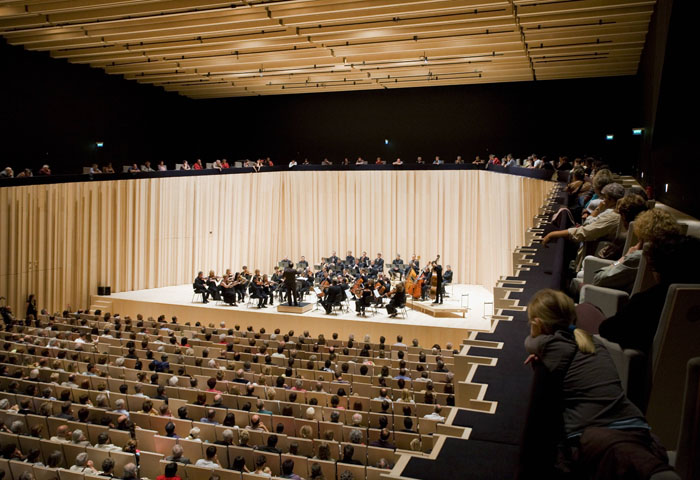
[0,313,465,480]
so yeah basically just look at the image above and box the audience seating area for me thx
[0,312,467,480]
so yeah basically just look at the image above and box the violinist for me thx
[250,270,268,308]
[233,272,246,303]
[207,270,222,301]
[193,271,211,304]
[387,282,406,318]
[219,271,238,306]
[390,254,404,280]
[262,274,276,306]
[272,267,285,303]
[355,279,374,317]
[241,266,252,283]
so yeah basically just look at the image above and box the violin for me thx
[351,278,364,297]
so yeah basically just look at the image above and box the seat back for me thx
[630,244,657,296]
[646,284,700,449]
[674,357,700,480]
[621,220,638,256]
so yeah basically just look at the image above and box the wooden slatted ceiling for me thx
[0,0,656,98]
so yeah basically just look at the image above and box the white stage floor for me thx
[108,283,494,331]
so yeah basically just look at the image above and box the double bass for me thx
[405,268,422,299]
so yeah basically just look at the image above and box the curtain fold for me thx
[0,171,551,312]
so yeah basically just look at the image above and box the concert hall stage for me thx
[93,284,494,347]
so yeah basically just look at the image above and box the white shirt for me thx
[423,412,445,422]
[288,161,297,168]
[195,459,219,467]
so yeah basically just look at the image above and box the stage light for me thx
[605,135,614,141]
[96,142,104,148]
[665,183,669,193]
[641,172,644,178]
[632,128,643,136]
[385,139,389,145]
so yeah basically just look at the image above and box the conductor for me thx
[283,266,299,306]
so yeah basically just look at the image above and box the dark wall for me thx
[0,39,194,174]
[2,37,642,176]
[636,0,697,218]
[191,77,642,170]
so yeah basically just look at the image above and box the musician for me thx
[272,267,285,302]
[420,266,432,301]
[241,266,252,282]
[219,272,238,306]
[193,271,211,303]
[323,279,344,314]
[207,270,222,301]
[358,252,369,268]
[340,277,350,292]
[279,257,293,268]
[250,270,268,308]
[328,251,340,266]
[371,253,384,277]
[345,250,355,267]
[301,267,315,298]
[355,279,373,317]
[390,254,404,280]
[374,274,390,307]
[406,255,420,276]
[297,256,309,270]
[432,261,444,305]
[443,265,453,295]
[262,274,276,306]
[233,272,246,303]
[387,283,406,318]
[282,266,299,306]
[351,258,362,277]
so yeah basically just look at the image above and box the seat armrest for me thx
[580,285,629,318]
[582,256,615,284]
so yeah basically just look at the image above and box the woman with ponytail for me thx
[525,289,673,477]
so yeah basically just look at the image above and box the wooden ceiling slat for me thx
[1,0,656,97]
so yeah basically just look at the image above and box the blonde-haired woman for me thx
[396,388,414,404]
[524,289,669,477]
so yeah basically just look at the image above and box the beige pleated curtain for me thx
[0,170,551,312]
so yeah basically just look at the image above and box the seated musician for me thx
[371,253,384,277]
[272,267,285,302]
[328,251,340,266]
[351,259,362,277]
[262,274,276,306]
[193,271,211,303]
[358,252,369,268]
[241,266,252,282]
[345,251,355,268]
[405,254,420,276]
[300,268,314,297]
[340,277,350,292]
[249,271,268,308]
[390,254,404,280]
[297,256,309,270]
[219,271,238,306]
[443,265,453,295]
[206,270,222,301]
[375,274,390,306]
[279,257,293,268]
[233,272,246,303]
[323,279,344,314]
[387,283,406,318]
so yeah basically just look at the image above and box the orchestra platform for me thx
[92,284,493,347]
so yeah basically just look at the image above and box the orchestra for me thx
[191,252,450,317]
